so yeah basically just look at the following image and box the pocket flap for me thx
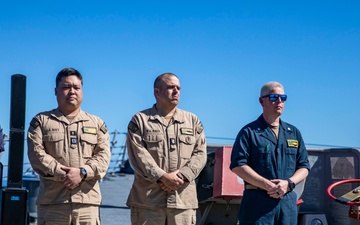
[179,135,195,145]
[43,133,64,142]
[81,134,98,144]
[143,134,163,143]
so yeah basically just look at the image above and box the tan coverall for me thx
[27,109,110,224]
[126,105,207,225]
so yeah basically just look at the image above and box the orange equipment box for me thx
[213,146,244,199]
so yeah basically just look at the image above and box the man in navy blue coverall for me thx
[230,81,310,225]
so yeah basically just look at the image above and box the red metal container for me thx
[213,146,244,199]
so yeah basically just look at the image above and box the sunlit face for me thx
[260,86,285,116]
[155,75,181,108]
[55,75,83,115]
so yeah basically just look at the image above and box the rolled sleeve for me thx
[230,130,250,170]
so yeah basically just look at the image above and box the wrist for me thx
[80,167,87,180]
[287,178,295,191]
[176,173,186,181]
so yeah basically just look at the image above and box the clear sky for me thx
[1,0,360,167]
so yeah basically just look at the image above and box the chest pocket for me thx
[250,142,272,176]
[143,135,164,151]
[43,132,65,158]
[143,135,165,165]
[81,134,97,158]
[179,135,195,159]
[285,148,297,171]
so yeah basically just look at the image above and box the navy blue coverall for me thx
[230,115,310,225]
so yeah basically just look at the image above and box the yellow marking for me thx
[287,139,298,148]
[341,186,360,201]
[83,127,96,134]
[180,128,193,135]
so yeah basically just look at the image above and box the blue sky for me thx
[1,1,360,166]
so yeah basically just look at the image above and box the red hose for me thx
[327,179,360,206]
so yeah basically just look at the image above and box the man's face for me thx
[55,75,83,114]
[260,86,285,116]
[155,75,181,108]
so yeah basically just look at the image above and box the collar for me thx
[256,114,292,132]
[50,108,88,124]
[149,104,184,124]
[256,114,293,144]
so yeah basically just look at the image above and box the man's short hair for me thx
[260,81,284,97]
[56,68,83,87]
[153,73,177,88]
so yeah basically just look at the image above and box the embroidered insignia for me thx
[180,128,193,135]
[83,127,96,134]
[197,122,204,134]
[70,138,77,144]
[128,121,139,133]
[30,117,40,129]
[100,123,108,134]
[287,139,298,148]
[170,138,176,145]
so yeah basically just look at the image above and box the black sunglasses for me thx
[262,94,287,102]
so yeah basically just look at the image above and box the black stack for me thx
[0,74,28,225]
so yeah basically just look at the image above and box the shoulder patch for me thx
[128,121,139,133]
[196,122,204,134]
[100,123,108,134]
[30,117,40,129]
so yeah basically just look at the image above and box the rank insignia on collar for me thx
[180,128,193,135]
[83,127,97,134]
[287,139,299,148]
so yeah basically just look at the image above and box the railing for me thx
[1,130,129,181]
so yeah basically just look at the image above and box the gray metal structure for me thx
[300,148,360,225]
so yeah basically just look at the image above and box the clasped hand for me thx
[158,170,184,192]
[267,179,288,199]
[61,166,82,189]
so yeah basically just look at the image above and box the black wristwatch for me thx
[80,167,87,180]
[287,179,295,191]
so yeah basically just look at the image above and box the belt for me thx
[245,184,263,190]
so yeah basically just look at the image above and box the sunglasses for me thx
[262,94,287,102]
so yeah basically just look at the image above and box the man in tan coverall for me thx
[27,68,110,225]
[126,73,207,225]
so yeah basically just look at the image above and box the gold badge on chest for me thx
[287,139,298,148]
